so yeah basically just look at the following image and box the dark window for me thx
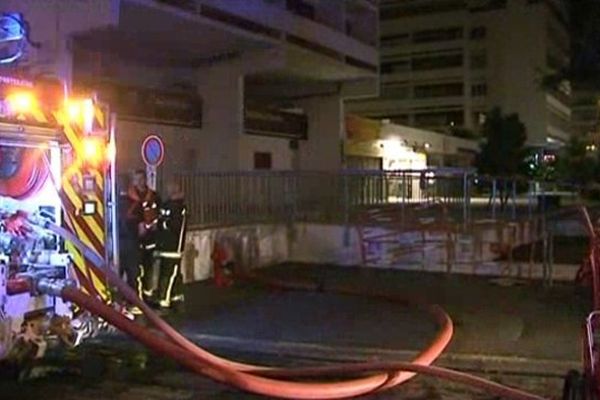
[381,1,465,20]
[469,0,507,13]
[254,152,272,170]
[412,54,463,70]
[156,0,195,11]
[286,0,315,20]
[414,83,464,98]
[380,33,410,47]
[573,109,597,121]
[381,60,411,74]
[415,110,464,127]
[381,84,411,99]
[470,26,486,40]
[470,51,487,69]
[413,27,463,43]
[471,83,487,97]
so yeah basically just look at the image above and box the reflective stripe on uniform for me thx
[136,264,144,298]
[171,294,184,303]
[176,211,187,253]
[163,263,180,303]
[156,251,182,259]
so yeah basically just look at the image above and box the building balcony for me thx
[382,67,465,83]
[203,0,378,71]
[71,0,377,82]
[547,110,571,141]
[347,95,465,114]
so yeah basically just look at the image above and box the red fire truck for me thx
[0,73,117,364]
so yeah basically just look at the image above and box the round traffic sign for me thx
[141,135,164,167]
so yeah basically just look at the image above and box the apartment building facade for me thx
[572,82,600,140]
[347,0,571,148]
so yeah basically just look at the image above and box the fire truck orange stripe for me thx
[64,207,98,253]
[84,215,105,246]
[31,108,48,124]
[64,215,108,300]
[66,242,98,296]
[95,108,105,129]
[63,181,105,246]
[62,194,103,254]
[62,122,84,158]
[65,227,99,291]
[55,106,111,302]
[91,172,105,219]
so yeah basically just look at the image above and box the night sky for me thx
[571,0,600,83]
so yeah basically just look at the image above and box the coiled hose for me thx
[46,221,549,400]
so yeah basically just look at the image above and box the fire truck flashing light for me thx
[6,90,35,113]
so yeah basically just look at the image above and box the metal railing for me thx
[177,169,582,228]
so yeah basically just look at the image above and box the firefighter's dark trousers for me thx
[157,255,183,307]
[119,238,140,292]
[139,245,158,299]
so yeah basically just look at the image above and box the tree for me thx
[476,107,527,177]
[555,136,598,187]
[475,108,527,208]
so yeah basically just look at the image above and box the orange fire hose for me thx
[97,260,455,398]
[60,285,547,400]
[41,222,550,399]
[35,221,547,399]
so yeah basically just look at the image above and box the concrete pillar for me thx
[297,95,344,171]
[196,67,245,171]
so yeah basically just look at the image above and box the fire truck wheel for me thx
[563,370,585,400]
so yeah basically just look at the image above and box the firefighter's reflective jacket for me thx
[126,186,160,250]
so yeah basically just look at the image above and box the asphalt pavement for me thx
[0,263,589,399]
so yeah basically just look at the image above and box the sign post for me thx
[141,135,165,191]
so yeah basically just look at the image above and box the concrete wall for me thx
[197,67,245,171]
[297,95,344,170]
[182,219,561,282]
[115,120,203,185]
[182,224,290,282]
[239,135,294,170]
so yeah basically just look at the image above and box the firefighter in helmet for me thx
[155,179,187,309]
[126,169,161,303]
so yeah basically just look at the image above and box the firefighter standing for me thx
[117,175,139,292]
[155,180,187,309]
[126,169,161,301]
